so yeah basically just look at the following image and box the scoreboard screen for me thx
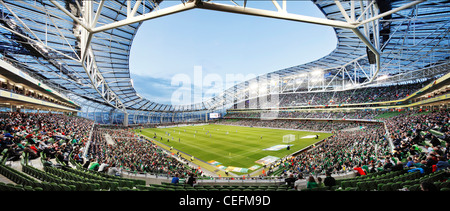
[209,113,221,118]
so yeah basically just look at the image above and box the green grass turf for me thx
[136,124,332,175]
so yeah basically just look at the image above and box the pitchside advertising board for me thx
[209,113,221,119]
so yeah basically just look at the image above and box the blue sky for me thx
[129,1,337,105]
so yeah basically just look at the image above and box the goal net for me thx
[282,134,295,143]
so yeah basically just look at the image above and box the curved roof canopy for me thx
[0,0,448,113]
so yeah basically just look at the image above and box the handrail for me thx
[82,122,96,159]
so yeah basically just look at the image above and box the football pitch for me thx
[136,124,332,176]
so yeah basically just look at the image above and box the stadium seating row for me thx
[133,182,296,191]
[303,169,450,191]
[0,149,147,191]
[2,153,449,191]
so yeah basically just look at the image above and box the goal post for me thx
[282,134,295,143]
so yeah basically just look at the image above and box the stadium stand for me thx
[217,108,450,191]
[277,80,430,107]
[0,0,449,193]
[88,126,202,177]
[0,112,149,191]
[0,59,80,113]
[1,106,449,191]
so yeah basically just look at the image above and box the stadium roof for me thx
[0,0,448,113]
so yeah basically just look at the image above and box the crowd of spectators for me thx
[384,110,450,173]
[0,112,93,164]
[279,81,427,107]
[260,109,450,190]
[87,126,199,177]
[225,109,383,120]
[269,125,389,177]
[0,111,200,179]
[218,118,376,132]
[232,80,429,109]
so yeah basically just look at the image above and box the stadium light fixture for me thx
[311,68,323,76]
[35,42,48,53]
[311,77,324,83]
[270,80,278,86]
[249,82,258,91]
[298,73,307,78]
[376,75,390,81]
